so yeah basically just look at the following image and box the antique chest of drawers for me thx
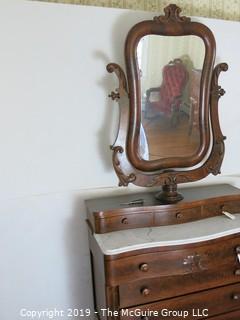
[86,184,240,319]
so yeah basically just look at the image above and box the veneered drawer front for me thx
[207,309,240,319]
[96,212,153,233]
[119,264,239,307]
[106,236,240,285]
[154,206,201,225]
[120,283,240,320]
[90,199,240,233]
[94,207,202,233]
[203,200,240,217]
[154,200,240,227]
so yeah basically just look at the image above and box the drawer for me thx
[96,212,153,233]
[203,200,240,217]
[106,236,240,285]
[120,282,240,319]
[87,187,240,234]
[94,207,202,234]
[119,263,239,307]
[208,309,240,319]
[154,206,201,225]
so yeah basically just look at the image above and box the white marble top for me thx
[95,214,240,255]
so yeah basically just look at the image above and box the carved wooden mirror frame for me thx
[107,4,228,203]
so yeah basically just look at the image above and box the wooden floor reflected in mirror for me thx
[142,110,200,161]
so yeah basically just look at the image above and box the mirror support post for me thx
[155,184,183,204]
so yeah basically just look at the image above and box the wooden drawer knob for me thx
[121,218,128,224]
[141,287,150,296]
[176,212,183,219]
[139,263,149,272]
[232,293,240,300]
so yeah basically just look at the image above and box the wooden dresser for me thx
[86,184,240,320]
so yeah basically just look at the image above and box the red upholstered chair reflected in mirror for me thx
[145,58,189,125]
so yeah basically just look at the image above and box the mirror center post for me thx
[155,183,183,204]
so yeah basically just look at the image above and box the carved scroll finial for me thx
[106,63,128,94]
[211,63,228,98]
[154,4,191,23]
[111,146,136,186]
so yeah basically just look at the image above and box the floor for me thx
[142,112,199,161]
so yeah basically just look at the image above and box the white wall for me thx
[1,1,240,319]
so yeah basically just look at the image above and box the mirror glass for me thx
[137,35,205,161]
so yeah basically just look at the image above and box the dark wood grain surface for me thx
[105,235,240,286]
[119,283,240,319]
[207,309,240,319]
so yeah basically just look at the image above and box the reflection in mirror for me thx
[137,35,205,161]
